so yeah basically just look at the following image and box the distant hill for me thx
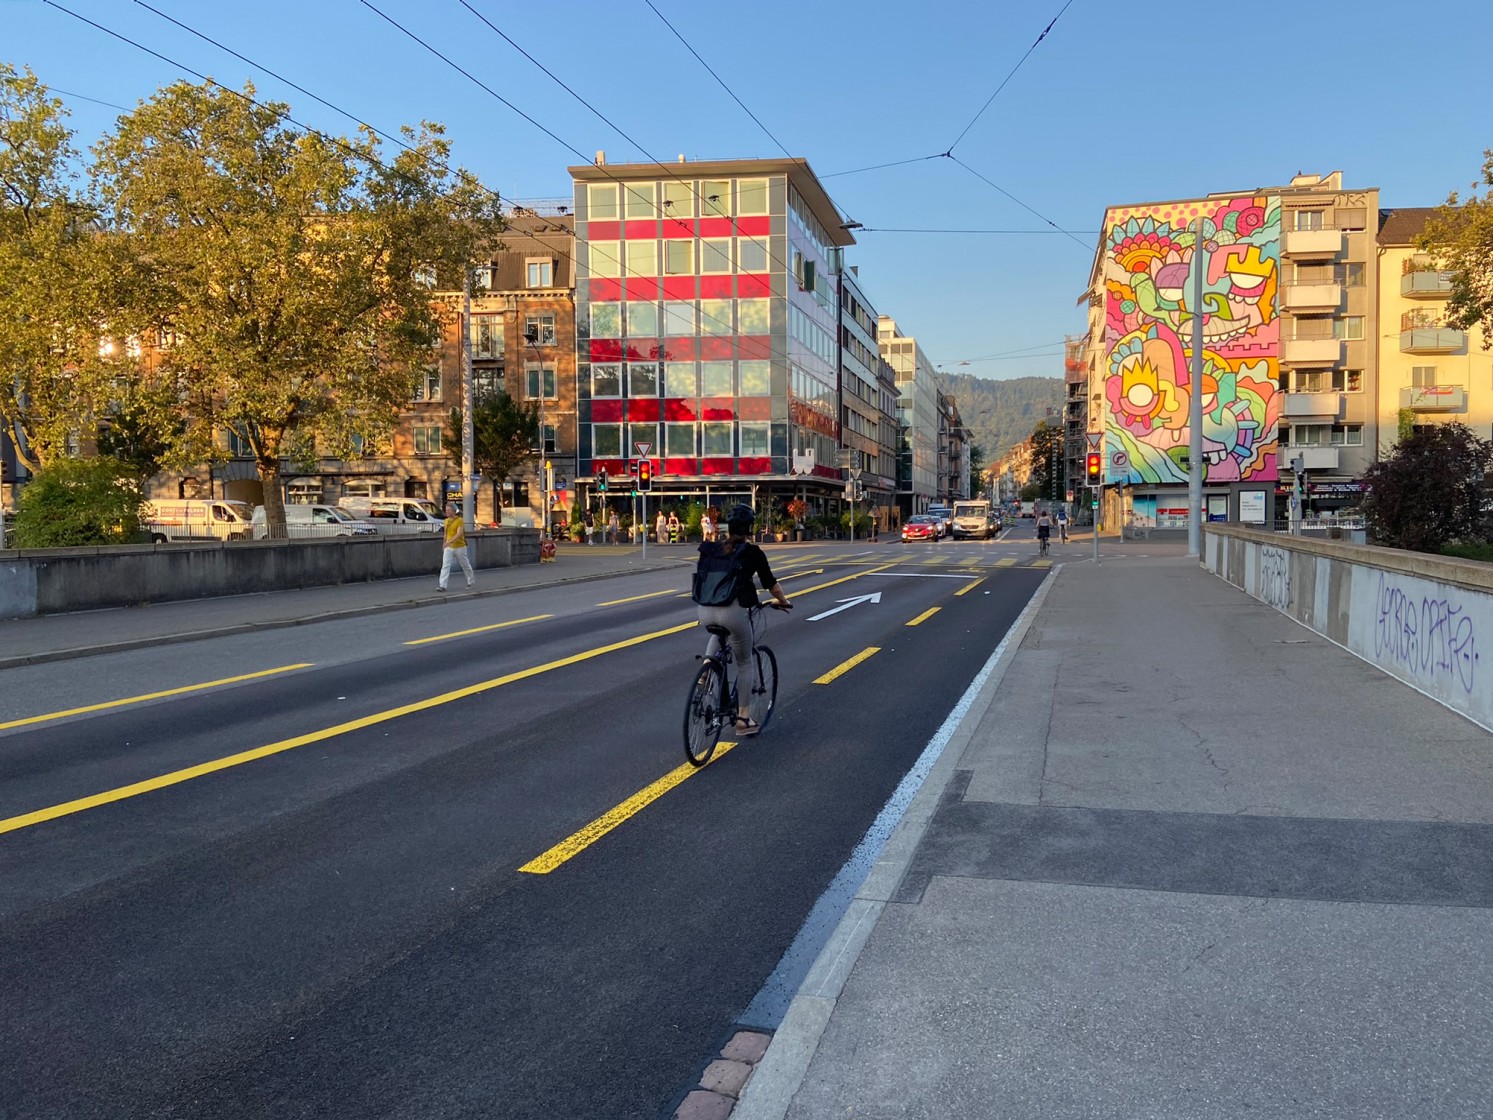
[936,374,1065,461]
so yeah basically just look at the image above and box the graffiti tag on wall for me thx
[1258,545,1292,611]
[1374,572,1478,695]
[1100,196,1281,486]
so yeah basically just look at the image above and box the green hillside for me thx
[937,373,1065,460]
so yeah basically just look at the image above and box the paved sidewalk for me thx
[735,543,1493,1120]
[0,542,691,669]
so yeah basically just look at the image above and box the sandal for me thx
[734,717,761,737]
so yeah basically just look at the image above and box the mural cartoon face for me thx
[1100,195,1281,485]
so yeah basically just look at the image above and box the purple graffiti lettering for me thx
[1375,573,1478,694]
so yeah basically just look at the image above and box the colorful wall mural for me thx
[1101,195,1281,485]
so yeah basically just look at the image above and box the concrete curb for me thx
[729,564,1065,1120]
[0,557,689,671]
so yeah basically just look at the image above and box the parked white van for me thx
[337,496,444,533]
[143,499,254,543]
[250,504,379,540]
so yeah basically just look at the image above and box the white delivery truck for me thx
[950,499,993,540]
[143,499,254,543]
[337,496,444,534]
[251,504,379,539]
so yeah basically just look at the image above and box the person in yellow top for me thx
[438,501,475,591]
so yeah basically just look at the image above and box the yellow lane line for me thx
[1033,558,1053,568]
[955,577,985,597]
[996,558,1017,568]
[404,615,552,646]
[0,664,314,732]
[0,622,697,837]
[959,557,980,567]
[813,646,881,685]
[906,607,940,627]
[519,744,739,874]
[598,589,678,607]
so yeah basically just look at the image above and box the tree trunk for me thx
[258,458,286,538]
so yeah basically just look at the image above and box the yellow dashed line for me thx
[955,577,985,597]
[405,615,552,646]
[906,607,940,627]
[813,646,881,685]
[597,589,677,607]
[996,558,1017,568]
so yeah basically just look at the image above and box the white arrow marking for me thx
[807,592,882,621]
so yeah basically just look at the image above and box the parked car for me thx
[901,514,940,542]
[250,503,378,539]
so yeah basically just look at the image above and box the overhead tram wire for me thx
[945,0,1078,154]
[821,154,946,180]
[68,0,803,365]
[948,156,1093,252]
[45,86,131,112]
[859,227,1088,235]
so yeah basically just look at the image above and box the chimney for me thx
[595,150,606,166]
[677,154,686,163]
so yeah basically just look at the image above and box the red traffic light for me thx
[637,459,653,491]
[1085,452,1102,484]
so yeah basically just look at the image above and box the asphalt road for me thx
[0,539,1051,1119]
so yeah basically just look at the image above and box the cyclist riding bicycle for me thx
[693,503,792,736]
[1035,508,1053,553]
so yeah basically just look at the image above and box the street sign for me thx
[850,467,862,480]
[836,449,852,468]
[1087,432,1102,450]
[633,441,652,457]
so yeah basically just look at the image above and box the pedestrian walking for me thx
[583,509,595,545]
[655,511,666,543]
[667,511,681,544]
[607,509,620,545]
[701,509,714,544]
[438,501,474,591]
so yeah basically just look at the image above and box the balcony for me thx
[1400,385,1467,412]
[1282,229,1343,257]
[1281,338,1342,365]
[1278,446,1340,471]
[1400,311,1466,354]
[1400,269,1454,298]
[1281,283,1342,312]
[1283,392,1344,420]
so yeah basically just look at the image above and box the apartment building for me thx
[1063,334,1089,511]
[1085,170,1376,530]
[1376,207,1491,449]
[841,267,900,531]
[568,156,860,522]
[877,315,939,519]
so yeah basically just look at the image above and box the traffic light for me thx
[597,467,608,493]
[1085,452,1102,486]
[637,459,653,491]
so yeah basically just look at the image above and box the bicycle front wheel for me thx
[684,659,726,767]
[749,645,779,732]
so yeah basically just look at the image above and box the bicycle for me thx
[683,604,784,766]
[1038,530,1050,557]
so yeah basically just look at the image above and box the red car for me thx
[901,514,940,542]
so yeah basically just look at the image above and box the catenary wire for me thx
[946,0,1077,153]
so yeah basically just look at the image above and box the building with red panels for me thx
[569,156,856,522]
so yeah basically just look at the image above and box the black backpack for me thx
[691,543,747,606]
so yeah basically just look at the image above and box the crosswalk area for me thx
[763,544,1061,572]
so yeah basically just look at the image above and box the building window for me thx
[470,314,503,359]
[1293,316,1333,340]
[413,425,443,455]
[474,367,504,400]
[737,237,769,273]
[593,363,622,397]
[593,423,622,457]
[588,184,619,221]
[1334,207,1367,231]
[626,302,659,337]
[624,183,656,220]
[414,263,437,288]
[525,314,556,346]
[664,239,695,275]
[738,298,770,334]
[471,266,493,291]
[737,179,768,216]
[702,181,731,216]
[1295,370,1327,393]
[626,362,659,397]
[1293,210,1324,232]
[413,367,442,402]
[661,180,694,217]
[700,299,733,337]
[526,366,557,400]
[1342,369,1362,392]
[589,242,621,279]
[665,361,697,397]
[526,258,554,287]
[1330,424,1363,446]
[1292,424,1328,446]
[590,302,621,339]
[739,360,771,396]
[1412,365,1438,387]
[739,422,770,456]
[700,239,732,274]
[627,423,658,455]
[1334,316,1364,340]
[626,239,658,277]
[539,424,556,454]
[665,422,697,456]
[664,301,696,337]
[1343,262,1364,287]
[702,421,732,456]
[225,429,251,457]
[700,361,734,397]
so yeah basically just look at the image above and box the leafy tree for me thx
[1421,150,1493,343]
[967,444,986,499]
[95,381,189,481]
[446,392,542,522]
[1027,419,1064,502]
[1361,422,1492,553]
[0,65,122,473]
[94,80,501,538]
[11,456,143,547]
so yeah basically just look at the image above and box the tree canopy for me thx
[447,391,542,519]
[1421,149,1493,345]
[92,80,502,536]
[1361,422,1492,553]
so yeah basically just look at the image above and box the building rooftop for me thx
[1377,206,1440,245]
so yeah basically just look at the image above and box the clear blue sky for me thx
[6,0,1491,381]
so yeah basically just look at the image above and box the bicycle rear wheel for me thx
[684,659,726,766]
[749,645,778,732]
